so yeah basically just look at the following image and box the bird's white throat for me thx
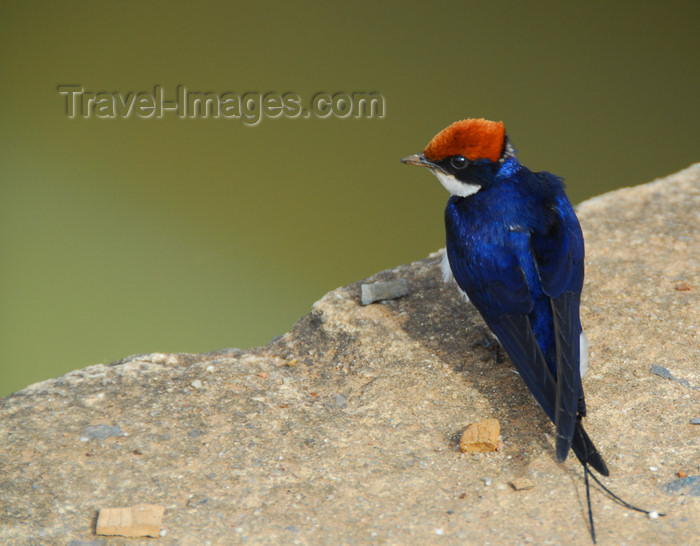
[431,169,480,197]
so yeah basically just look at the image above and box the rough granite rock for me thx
[1,164,698,544]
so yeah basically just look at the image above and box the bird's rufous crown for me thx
[423,118,505,163]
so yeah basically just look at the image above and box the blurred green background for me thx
[1,1,698,397]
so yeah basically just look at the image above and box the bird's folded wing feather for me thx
[549,292,581,461]
[530,193,586,461]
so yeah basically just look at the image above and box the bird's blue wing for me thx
[549,291,582,460]
[531,191,586,461]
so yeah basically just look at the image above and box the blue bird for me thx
[401,118,609,477]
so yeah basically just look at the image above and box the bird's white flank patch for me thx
[431,170,480,197]
[441,251,470,302]
[441,251,453,282]
[579,331,589,378]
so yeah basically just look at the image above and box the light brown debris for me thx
[459,418,500,453]
[96,503,164,538]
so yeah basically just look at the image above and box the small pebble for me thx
[690,418,700,425]
[649,466,658,472]
[650,364,696,389]
[648,511,659,520]
[650,364,673,380]
[510,478,535,491]
[360,279,409,305]
[191,379,203,389]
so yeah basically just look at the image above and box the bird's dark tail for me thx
[571,418,609,476]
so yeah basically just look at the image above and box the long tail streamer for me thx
[582,462,665,544]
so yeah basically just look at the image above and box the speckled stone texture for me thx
[1,164,698,544]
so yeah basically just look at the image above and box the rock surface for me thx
[1,165,699,544]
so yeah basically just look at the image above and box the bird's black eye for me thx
[450,155,468,170]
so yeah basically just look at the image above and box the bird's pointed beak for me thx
[400,153,432,168]
[402,153,448,176]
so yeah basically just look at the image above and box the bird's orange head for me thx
[423,118,506,163]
